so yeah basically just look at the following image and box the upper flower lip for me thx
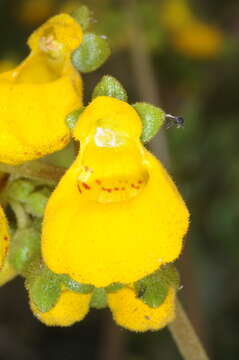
[0,14,83,165]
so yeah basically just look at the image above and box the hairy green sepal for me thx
[92,75,128,102]
[65,107,85,130]
[90,288,107,309]
[133,102,165,143]
[135,265,180,308]
[61,274,94,294]
[71,5,92,31]
[72,33,111,73]
[9,227,40,274]
[26,264,61,313]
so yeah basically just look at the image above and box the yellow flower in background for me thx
[173,22,223,58]
[159,0,224,58]
[0,206,10,270]
[0,14,83,165]
[17,0,56,26]
[30,290,91,326]
[108,286,175,332]
[159,0,193,32]
[42,96,189,287]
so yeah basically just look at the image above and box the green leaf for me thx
[132,102,165,143]
[71,5,92,31]
[61,274,94,294]
[24,188,51,217]
[7,179,35,203]
[92,75,128,102]
[65,107,85,130]
[72,33,111,73]
[27,266,61,313]
[9,227,40,274]
[90,288,107,309]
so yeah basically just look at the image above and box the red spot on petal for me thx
[36,152,42,156]
[96,179,101,185]
[121,187,125,191]
[131,184,140,190]
[114,187,119,191]
[82,182,91,190]
[4,236,8,241]
[77,184,82,193]
[138,180,143,184]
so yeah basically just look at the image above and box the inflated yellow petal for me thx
[42,97,189,287]
[173,22,223,58]
[0,14,83,165]
[0,206,9,270]
[108,287,175,332]
[30,290,91,326]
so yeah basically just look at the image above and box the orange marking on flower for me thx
[102,187,112,193]
[114,187,119,191]
[131,184,140,190]
[82,182,91,190]
[138,180,143,184]
[77,184,82,193]
[121,187,125,191]
[96,179,101,185]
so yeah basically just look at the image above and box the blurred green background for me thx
[0,0,238,359]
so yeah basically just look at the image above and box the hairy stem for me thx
[0,161,65,184]
[169,299,209,360]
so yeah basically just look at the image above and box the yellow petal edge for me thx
[30,290,91,326]
[108,287,175,332]
[0,14,83,164]
[42,97,189,287]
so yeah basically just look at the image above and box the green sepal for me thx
[92,75,128,102]
[72,33,111,73]
[132,102,166,143]
[135,265,180,308]
[71,5,92,31]
[26,264,61,313]
[61,274,94,294]
[24,188,51,218]
[9,227,41,274]
[90,288,107,309]
[7,179,35,203]
[105,283,124,293]
[65,107,85,130]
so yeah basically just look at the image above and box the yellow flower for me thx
[42,96,189,287]
[108,286,175,332]
[0,14,83,165]
[30,290,91,326]
[159,0,193,32]
[173,22,223,58]
[0,206,10,270]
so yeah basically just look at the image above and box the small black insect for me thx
[165,114,185,129]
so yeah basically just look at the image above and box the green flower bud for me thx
[61,274,94,294]
[92,75,128,102]
[71,5,92,31]
[9,227,40,274]
[72,33,111,73]
[25,188,51,217]
[132,102,166,143]
[65,108,85,130]
[26,265,61,313]
[7,179,35,203]
[105,282,124,293]
[135,265,180,308]
[90,288,107,309]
